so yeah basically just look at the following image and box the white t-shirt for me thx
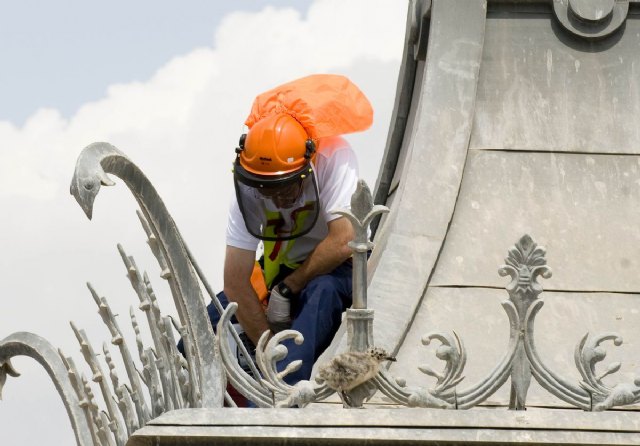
[226,135,359,264]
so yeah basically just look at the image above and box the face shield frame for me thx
[233,157,321,242]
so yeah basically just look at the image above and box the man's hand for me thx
[266,283,293,333]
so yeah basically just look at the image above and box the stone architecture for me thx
[3,0,640,444]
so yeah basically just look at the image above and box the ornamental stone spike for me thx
[86,282,150,424]
[70,322,127,445]
[333,180,388,357]
[333,180,389,310]
[136,209,171,280]
[497,235,552,410]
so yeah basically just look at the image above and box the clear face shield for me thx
[234,162,320,241]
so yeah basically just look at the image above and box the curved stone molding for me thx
[553,0,629,39]
[410,0,432,60]
[360,0,489,365]
[0,332,94,446]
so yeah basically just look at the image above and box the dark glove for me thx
[266,283,295,333]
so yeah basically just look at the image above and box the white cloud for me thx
[0,0,405,443]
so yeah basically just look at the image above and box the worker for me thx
[209,74,373,387]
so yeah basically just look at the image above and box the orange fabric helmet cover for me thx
[245,74,373,140]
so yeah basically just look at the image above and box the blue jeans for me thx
[184,261,352,386]
[280,261,352,384]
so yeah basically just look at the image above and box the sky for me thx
[0,0,406,443]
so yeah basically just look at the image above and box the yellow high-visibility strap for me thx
[262,203,314,287]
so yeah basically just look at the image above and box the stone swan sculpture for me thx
[69,142,224,409]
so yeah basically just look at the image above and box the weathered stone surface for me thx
[471,9,640,153]
[430,150,640,292]
[391,286,640,408]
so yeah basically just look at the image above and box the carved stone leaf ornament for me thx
[499,234,551,303]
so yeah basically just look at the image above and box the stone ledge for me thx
[127,407,640,445]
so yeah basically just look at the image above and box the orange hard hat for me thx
[237,113,315,179]
[233,112,320,241]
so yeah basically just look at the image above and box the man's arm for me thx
[282,216,355,294]
[223,245,270,345]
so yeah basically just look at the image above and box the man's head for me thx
[233,113,320,241]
